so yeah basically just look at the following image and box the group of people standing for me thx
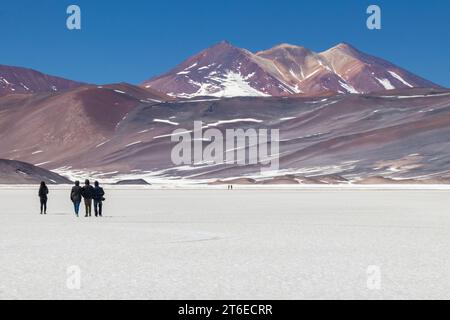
[38,180,105,217]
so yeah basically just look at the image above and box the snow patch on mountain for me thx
[0,77,11,85]
[280,117,296,121]
[153,119,180,126]
[125,141,142,147]
[338,81,359,94]
[179,71,270,98]
[376,77,395,90]
[388,71,413,88]
[205,118,264,127]
[303,69,321,80]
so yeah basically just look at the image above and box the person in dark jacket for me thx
[38,181,49,215]
[70,181,83,217]
[81,179,95,217]
[93,181,105,217]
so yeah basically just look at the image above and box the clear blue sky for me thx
[1,0,449,87]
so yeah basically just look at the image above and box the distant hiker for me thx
[93,181,105,217]
[70,181,83,217]
[38,181,49,215]
[81,179,95,217]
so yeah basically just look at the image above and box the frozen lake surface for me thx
[0,186,449,300]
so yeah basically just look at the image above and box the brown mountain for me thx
[141,41,441,98]
[0,159,71,184]
[0,64,84,96]
[0,83,172,171]
[0,50,448,184]
[92,88,450,183]
[141,41,296,98]
[2,84,450,183]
